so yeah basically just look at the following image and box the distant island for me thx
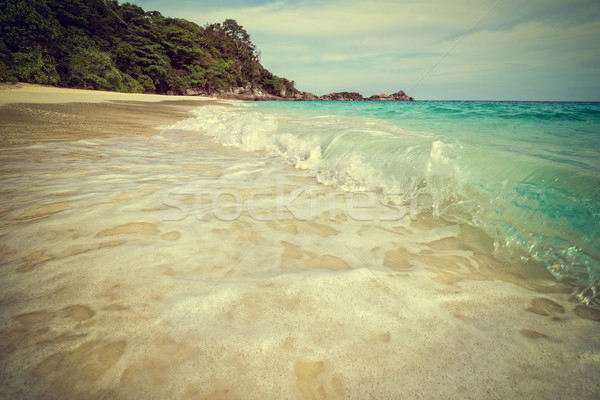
[212,89,414,101]
[0,0,413,101]
[317,91,414,102]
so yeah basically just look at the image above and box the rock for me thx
[318,90,413,102]
[185,88,203,96]
[301,92,317,101]
[186,87,412,102]
[318,92,364,101]
[367,90,414,101]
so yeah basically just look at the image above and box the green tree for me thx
[12,49,59,84]
[137,74,156,92]
[157,18,206,69]
[68,47,124,91]
[0,0,300,97]
[0,0,60,53]
[262,74,282,95]
[184,65,207,87]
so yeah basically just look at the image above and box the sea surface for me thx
[170,100,600,303]
[1,99,599,398]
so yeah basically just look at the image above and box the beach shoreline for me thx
[0,85,599,399]
[0,83,217,148]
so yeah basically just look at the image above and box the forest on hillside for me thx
[0,0,301,97]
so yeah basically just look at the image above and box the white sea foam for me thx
[1,104,599,398]
[167,103,600,300]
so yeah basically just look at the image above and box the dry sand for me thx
[0,82,213,107]
[0,83,215,147]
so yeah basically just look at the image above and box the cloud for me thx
[129,0,600,100]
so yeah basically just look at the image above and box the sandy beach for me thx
[0,85,599,399]
[0,83,214,147]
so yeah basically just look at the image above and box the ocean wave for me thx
[167,103,600,303]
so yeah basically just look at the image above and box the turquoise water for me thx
[170,100,600,303]
[2,99,600,397]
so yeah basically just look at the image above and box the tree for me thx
[12,49,59,84]
[0,0,60,53]
[68,46,124,91]
[0,1,300,97]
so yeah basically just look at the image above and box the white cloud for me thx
[130,0,600,99]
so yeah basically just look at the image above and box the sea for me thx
[169,100,600,303]
[1,99,599,398]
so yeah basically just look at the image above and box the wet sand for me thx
[0,83,215,147]
[0,85,599,399]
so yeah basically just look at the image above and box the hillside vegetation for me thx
[0,0,301,97]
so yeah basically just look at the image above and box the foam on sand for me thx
[0,92,599,398]
[0,123,598,399]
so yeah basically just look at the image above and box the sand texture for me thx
[0,83,215,147]
[0,84,599,400]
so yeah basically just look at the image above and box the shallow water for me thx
[170,100,600,303]
[0,103,599,399]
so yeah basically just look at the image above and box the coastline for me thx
[0,83,217,147]
[0,86,599,399]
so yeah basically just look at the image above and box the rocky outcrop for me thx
[185,88,204,96]
[318,92,364,101]
[183,85,277,100]
[184,86,413,102]
[290,92,317,101]
[183,84,319,101]
[367,90,414,101]
[317,90,414,102]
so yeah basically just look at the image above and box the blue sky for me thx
[127,0,600,100]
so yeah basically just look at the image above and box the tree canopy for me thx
[0,0,300,97]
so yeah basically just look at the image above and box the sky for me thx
[126,0,600,101]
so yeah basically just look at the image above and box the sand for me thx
[0,83,215,147]
[0,82,214,107]
[0,84,599,399]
